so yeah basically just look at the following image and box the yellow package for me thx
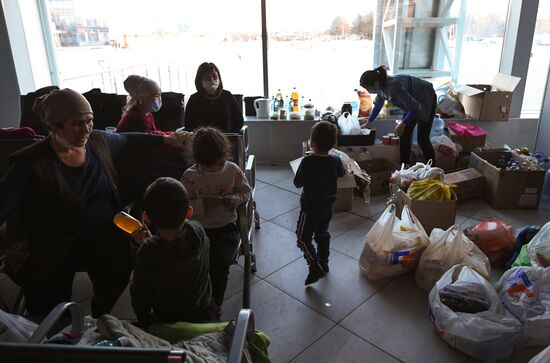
[407,179,455,201]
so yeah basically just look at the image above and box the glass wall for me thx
[265,0,376,111]
[47,0,263,97]
[22,0,547,115]
[522,2,550,114]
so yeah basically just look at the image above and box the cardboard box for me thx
[334,174,357,212]
[456,73,521,121]
[469,150,545,209]
[443,168,484,202]
[392,186,457,234]
[290,157,357,212]
[356,159,397,196]
[447,128,487,151]
[435,154,457,171]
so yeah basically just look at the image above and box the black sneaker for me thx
[305,263,326,285]
[320,260,329,273]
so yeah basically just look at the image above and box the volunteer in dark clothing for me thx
[0,88,182,317]
[130,177,216,326]
[360,65,437,165]
[184,62,244,133]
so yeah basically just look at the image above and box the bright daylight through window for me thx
[45,0,545,114]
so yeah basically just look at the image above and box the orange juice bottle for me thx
[113,211,142,234]
[290,87,299,112]
[358,88,373,117]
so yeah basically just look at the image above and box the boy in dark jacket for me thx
[130,177,217,326]
[294,121,345,285]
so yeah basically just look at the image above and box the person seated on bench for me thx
[116,75,168,134]
[184,62,244,133]
[0,88,183,318]
[181,128,251,307]
[130,177,218,327]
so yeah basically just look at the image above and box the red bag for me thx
[447,122,487,137]
[464,218,515,268]
[0,127,37,139]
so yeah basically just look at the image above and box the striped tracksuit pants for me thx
[295,203,333,267]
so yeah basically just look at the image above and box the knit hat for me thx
[33,88,93,128]
[123,75,159,99]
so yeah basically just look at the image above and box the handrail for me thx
[29,302,84,343]
[227,309,254,363]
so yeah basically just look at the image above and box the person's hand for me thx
[394,121,406,137]
[130,225,151,246]
[360,120,370,129]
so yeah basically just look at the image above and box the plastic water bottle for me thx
[430,113,445,138]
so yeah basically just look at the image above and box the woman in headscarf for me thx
[184,62,244,133]
[116,75,165,133]
[0,88,182,317]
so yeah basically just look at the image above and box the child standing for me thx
[294,121,345,285]
[181,127,251,307]
[130,177,217,326]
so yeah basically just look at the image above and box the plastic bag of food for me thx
[429,265,522,362]
[407,179,455,201]
[416,226,490,291]
[329,148,371,203]
[529,345,550,363]
[0,309,38,342]
[431,135,461,159]
[338,112,362,135]
[496,266,550,346]
[528,222,550,268]
[464,219,516,268]
[359,204,429,279]
[389,160,444,191]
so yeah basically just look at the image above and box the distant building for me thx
[49,0,110,47]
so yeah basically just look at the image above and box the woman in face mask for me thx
[116,75,164,133]
[184,62,244,133]
[0,88,183,318]
[360,65,437,166]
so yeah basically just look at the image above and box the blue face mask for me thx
[150,98,162,113]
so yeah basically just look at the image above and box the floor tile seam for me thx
[261,278,343,324]
[335,323,406,363]
[223,277,263,302]
[285,323,341,363]
[328,246,360,261]
[264,206,301,225]
[255,255,303,281]
[257,178,295,188]
[333,276,396,324]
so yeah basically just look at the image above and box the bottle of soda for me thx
[291,87,299,112]
[113,211,142,234]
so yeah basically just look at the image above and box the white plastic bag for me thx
[429,265,521,362]
[329,148,371,203]
[0,309,38,342]
[496,266,550,347]
[416,226,490,291]
[431,135,461,158]
[389,160,444,190]
[359,204,429,279]
[337,112,362,135]
[528,222,550,267]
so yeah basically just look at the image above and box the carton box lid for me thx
[455,73,521,96]
[290,157,356,188]
[492,73,521,92]
[443,168,483,184]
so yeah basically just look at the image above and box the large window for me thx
[522,2,550,114]
[14,0,546,115]
[47,0,263,97]
[266,0,376,110]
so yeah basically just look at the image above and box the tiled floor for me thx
[1,163,549,362]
